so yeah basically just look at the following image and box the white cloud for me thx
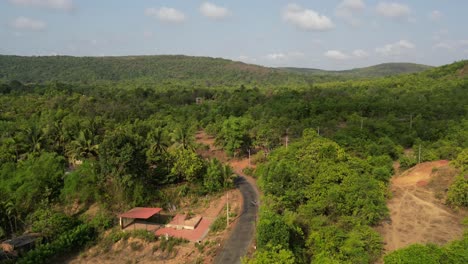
[324,49,369,60]
[265,51,305,61]
[199,2,229,19]
[324,50,350,60]
[266,53,287,60]
[376,40,415,56]
[376,2,410,18]
[9,0,74,11]
[145,7,186,23]
[429,10,442,21]
[352,49,369,58]
[238,55,257,63]
[10,16,46,31]
[335,0,366,26]
[283,4,334,31]
[339,0,366,10]
[433,39,468,51]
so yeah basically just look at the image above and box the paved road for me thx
[214,176,258,264]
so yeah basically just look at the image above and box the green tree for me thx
[170,148,205,183]
[217,116,253,157]
[244,245,295,264]
[256,210,290,250]
[203,159,235,193]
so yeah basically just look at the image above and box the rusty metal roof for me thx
[119,207,162,219]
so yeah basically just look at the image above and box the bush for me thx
[159,237,188,253]
[400,155,417,170]
[18,224,95,264]
[447,175,468,207]
[129,241,143,251]
[384,244,444,264]
[210,215,227,233]
[28,208,77,240]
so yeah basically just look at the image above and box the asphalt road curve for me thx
[214,176,258,264]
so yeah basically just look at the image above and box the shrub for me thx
[447,175,468,207]
[18,224,95,264]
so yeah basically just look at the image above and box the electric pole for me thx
[226,192,229,228]
[360,118,363,130]
[248,149,251,167]
[285,128,289,149]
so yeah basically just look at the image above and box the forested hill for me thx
[0,55,433,85]
[281,62,433,78]
[0,55,301,85]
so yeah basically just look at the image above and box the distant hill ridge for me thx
[280,62,433,78]
[0,54,449,84]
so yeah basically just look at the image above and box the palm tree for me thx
[17,123,44,155]
[147,127,169,155]
[170,123,195,150]
[66,129,98,162]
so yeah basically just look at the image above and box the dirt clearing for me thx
[376,160,466,255]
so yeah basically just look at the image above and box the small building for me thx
[1,233,41,257]
[166,214,202,230]
[195,97,204,104]
[119,207,162,232]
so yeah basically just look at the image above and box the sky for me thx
[1,0,467,70]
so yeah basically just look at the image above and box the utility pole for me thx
[418,145,421,164]
[226,192,229,228]
[360,118,363,130]
[248,149,251,167]
[317,126,320,136]
[285,128,289,149]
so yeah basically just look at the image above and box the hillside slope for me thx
[0,55,301,86]
[281,62,433,78]
[0,55,437,85]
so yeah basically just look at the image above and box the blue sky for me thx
[1,0,467,70]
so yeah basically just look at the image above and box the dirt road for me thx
[376,160,466,254]
[196,131,259,264]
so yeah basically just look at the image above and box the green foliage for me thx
[243,244,296,264]
[158,237,188,253]
[203,159,234,193]
[257,130,387,262]
[86,209,114,233]
[210,215,227,233]
[447,175,468,207]
[61,160,100,204]
[0,152,65,216]
[256,210,290,250]
[18,224,95,264]
[452,149,468,170]
[0,56,467,262]
[217,116,253,156]
[384,244,445,264]
[170,148,205,183]
[28,208,77,240]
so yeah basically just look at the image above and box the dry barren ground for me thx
[376,160,467,255]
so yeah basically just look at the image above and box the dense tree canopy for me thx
[0,57,466,262]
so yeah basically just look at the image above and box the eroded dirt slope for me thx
[377,161,466,254]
